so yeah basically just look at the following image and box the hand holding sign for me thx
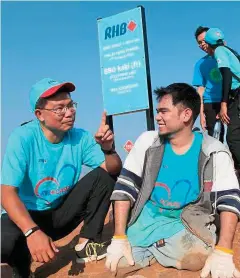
[95,112,114,150]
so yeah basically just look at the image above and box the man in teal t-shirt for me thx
[1,78,122,277]
[127,131,202,247]
[106,83,240,278]
[192,26,224,142]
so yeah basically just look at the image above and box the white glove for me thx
[105,237,134,272]
[200,249,240,278]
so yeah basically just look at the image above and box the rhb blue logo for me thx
[104,20,137,40]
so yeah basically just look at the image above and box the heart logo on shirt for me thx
[34,164,77,205]
[153,179,198,208]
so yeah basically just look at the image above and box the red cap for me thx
[41,82,76,98]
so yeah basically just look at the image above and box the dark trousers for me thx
[204,102,224,143]
[1,167,115,277]
[227,92,240,170]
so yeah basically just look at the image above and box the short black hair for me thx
[195,26,209,40]
[35,90,70,110]
[35,97,48,109]
[154,83,201,122]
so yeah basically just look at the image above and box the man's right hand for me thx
[200,113,207,131]
[218,102,230,125]
[105,237,134,272]
[26,229,59,263]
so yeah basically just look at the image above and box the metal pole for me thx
[106,115,115,149]
[97,17,116,146]
[106,115,114,133]
[138,5,155,131]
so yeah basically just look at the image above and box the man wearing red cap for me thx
[1,78,122,277]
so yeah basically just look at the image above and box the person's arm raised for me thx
[95,111,122,174]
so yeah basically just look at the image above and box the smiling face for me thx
[35,91,76,133]
[155,94,193,137]
[197,31,213,55]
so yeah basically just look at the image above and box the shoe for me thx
[12,267,34,278]
[12,268,22,278]
[76,239,110,263]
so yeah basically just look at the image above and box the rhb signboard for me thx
[97,7,149,116]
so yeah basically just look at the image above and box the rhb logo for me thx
[105,20,137,40]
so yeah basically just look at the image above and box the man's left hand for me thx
[200,249,240,278]
[95,111,114,150]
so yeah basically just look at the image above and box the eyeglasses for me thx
[40,102,78,116]
[198,40,205,45]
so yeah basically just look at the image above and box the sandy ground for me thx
[1,216,240,278]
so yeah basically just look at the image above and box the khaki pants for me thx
[116,228,216,278]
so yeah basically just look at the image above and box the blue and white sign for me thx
[97,7,150,115]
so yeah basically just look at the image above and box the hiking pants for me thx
[116,228,216,278]
[1,167,115,277]
[204,102,224,143]
[227,89,240,171]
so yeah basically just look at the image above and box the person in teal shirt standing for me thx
[192,26,224,142]
[205,28,240,180]
[1,78,122,277]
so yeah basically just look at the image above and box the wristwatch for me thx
[24,226,40,238]
[101,147,116,155]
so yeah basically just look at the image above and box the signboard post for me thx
[97,6,154,132]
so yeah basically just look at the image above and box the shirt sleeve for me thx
[192,60,205,87]
[111,131,156,205]
[212,151,240,218]
[1,130,27,187]
[214,47,230,69]
[213,152,239,191]
[81,131,105,169]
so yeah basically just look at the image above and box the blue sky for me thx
[2,1,240,163]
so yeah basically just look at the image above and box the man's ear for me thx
[182,108,193,123]
[35,109,44,122]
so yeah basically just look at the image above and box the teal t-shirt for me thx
[214,46,240,89]
[192,55,222,103]
[1,120,105,212]
[127,132,202,247]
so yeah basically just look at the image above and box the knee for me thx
[1,238,16,263]
[177,251,209,271]
[97,167,116,191]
